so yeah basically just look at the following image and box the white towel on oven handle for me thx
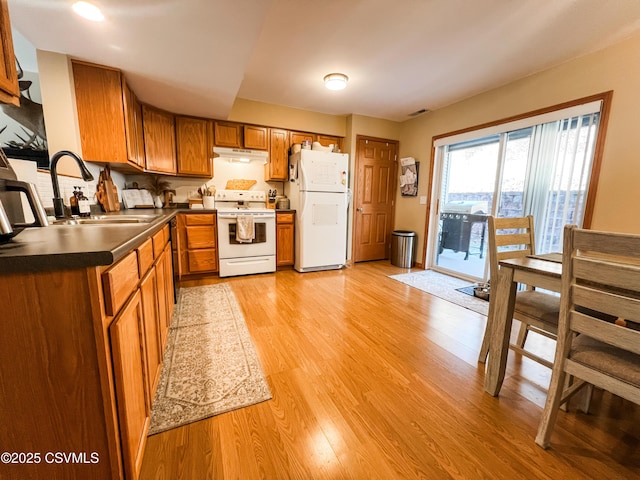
[236,214,255,243]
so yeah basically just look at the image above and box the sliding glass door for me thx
[429,104,601,282]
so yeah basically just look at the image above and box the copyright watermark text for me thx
[1,451,100,464]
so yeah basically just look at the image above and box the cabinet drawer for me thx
[187,249,218,273]
[186,225,216,249]
[185,213,215,226]
[136,237,154,277]
[277,212,294,224]
[103,251,140,316]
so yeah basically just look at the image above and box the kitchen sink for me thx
[52,214,158,226]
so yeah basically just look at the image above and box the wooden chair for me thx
[535,225,640,449]
[478,215,560,366]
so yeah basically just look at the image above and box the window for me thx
[428,93,610,280]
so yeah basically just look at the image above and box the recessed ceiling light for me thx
[72,1,104,22]
[324,73,348,91]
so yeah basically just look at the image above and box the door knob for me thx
[357,207,363,212]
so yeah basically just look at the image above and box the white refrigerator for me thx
[285,149,349,272]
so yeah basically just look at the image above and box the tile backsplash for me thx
[127,157,285,204]
[36,170,99,208]
[24,156,284,211]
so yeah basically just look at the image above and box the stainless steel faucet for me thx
[50,150,94,218]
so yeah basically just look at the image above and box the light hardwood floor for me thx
[140,261,639,479]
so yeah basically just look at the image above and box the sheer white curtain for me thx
[524,113,599,252]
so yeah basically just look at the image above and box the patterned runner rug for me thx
[389,269,489,316]
[149,283,272,435]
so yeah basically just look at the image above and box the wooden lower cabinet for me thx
[0,222,175,479]
[177,213,218,275]
[110,291,149,480]
[140,266,161,399]
[158,243,174,340]
[154,247,169,347]
[276,211,295,267]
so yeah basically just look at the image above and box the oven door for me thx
[217,213,276,259]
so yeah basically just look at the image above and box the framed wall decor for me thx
[400,156,419,196]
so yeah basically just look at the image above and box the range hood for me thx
[213,147,268,163]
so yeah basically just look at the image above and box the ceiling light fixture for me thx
[72,1,105,22]
[324,73,348,91]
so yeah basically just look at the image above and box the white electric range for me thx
[214,189,276,277]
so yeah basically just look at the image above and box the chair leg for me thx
[478,322,491,363]
[577,384,593,414]
[536,369,567,449]
[515,321,529,348]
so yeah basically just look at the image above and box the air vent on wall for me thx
[409,108,428,117]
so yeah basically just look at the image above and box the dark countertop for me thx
[0,209,178,274]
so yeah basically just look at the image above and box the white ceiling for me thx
[8,0,640,122]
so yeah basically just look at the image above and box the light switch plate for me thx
[419,196,427,205]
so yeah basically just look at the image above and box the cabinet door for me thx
[214,121,242,148]
[0,0,19,106]
[289,131,315,147]
[143,105,177,174]
[123,80,145,168]
[176,116,213,177]
[163,245,175,323]
[266,128,289,181]
[154,254,169,349]
[317,134,341,151]
[140,267,161,401]
[243,125,268,150]
[72,61,130,165]
[110,291,149,480]
[276,220,295,266]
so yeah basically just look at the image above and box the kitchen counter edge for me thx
[0,209,181,274]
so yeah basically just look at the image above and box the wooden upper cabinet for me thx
[214,121,242,148]
[176,115,213,177]
[0,0,19,106]
[72,60,147,172]
[289,131,316,147]
[142,104,176,175]
[317,134,342,151]
[265,128,289,181]
[123,79,145,169]
[243,125,269,150]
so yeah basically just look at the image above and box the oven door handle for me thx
[217,213,274,220]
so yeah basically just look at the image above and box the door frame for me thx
[421,91,613,269]
[351,135,399,263]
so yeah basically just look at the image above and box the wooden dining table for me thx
[484,253,563,396]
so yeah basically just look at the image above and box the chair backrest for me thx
[560,225,640,385]
[487,215,536,284]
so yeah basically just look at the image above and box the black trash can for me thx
[390,230,416,268]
